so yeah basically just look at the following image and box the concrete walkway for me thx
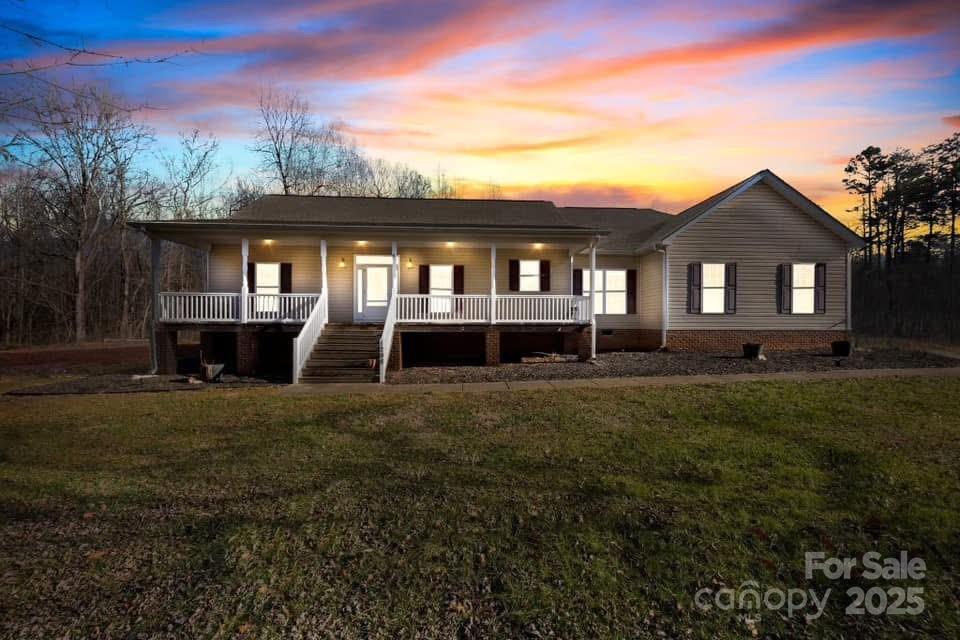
[281,366,960,395]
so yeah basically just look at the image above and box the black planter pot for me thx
[831,340,853,357]
[743,343,764,359]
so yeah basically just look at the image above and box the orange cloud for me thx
[944,115,960,128]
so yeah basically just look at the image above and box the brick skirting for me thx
[597,328,661,352]
[666,330,849,352]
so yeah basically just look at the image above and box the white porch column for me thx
[321,239,329,318]
[568,249,574,294]
[589,242,597,358]
[391,241,398,295]
[240,238,249,323]
[149,236,162,373]
[490,244,497,324]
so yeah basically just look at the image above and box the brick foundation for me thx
[484,328,500,366]
[597,328,662,352]
[577,327,593,361]
[155,330,178,374]
[666,330,849,352]
[236,331,260,375]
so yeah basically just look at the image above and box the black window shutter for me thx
[724,263,737,314]
[539,260,550,292]
[247,262,256,293]
[453,265,465,294]
[687,263,702,314]
[626,269,637,314]
[572,268,583,295]
[508,259,520,291]
[777,264,793,314]
[280,263,292,293]
[418,265,430,294]
[814,263,826,314]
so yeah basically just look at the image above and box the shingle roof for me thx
[230,194,672,250]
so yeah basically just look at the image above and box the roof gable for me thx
[644,170,863,250]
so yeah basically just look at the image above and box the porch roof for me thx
[131,194,679,252]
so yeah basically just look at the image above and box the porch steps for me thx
[299,324,382,383]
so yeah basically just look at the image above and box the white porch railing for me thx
[292,290,328,384]
[379,290,399,383]
[495,295,590,323]
[396,294,491,323]
[246,293,321,322]
[159,292,240,322]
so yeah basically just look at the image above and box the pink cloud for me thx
[944,115,960,128]
[521,0,956,90]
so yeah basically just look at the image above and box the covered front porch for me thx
[141,224,605,383]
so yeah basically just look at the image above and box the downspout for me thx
[657,244,669,350]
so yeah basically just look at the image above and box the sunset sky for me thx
[2,0,959,223]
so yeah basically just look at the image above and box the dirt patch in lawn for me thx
[0,341,150,375]
[388,348,959,384]
[4,373,276,395]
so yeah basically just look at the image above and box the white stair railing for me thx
[292,290,328,384]
[379,291,398,384]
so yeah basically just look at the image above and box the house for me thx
[133,169,864,383]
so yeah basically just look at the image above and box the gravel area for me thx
[5,373,276,395]
[388,348,959,384]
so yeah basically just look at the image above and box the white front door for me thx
[354,259,393,322]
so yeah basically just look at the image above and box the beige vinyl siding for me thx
[208,243,323,293]
[498,249,571,295]
[667,182,849,330]
[398,247,490,294]
[572,254,644,329]
[638,251,663,331]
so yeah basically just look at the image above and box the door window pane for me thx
[366,267,388,306]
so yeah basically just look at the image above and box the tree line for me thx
[0,83,469,345]
[844,132,960,342]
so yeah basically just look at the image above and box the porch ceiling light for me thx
[533,243,544,250]
[262,239,274,245]
[356,240,367,246]
[445,241,455,248]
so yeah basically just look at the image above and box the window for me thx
[584,269,628,314]
[255,262,280,313]
[519,260,540,291]
[430,264,453,313]
[701,263,726,314]
[792,263,816,314]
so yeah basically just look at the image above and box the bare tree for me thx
[433,169,459,198]
[161,130,221,220]
[251,88,350,195]
[222,176,265,214]
[10,86,154,342]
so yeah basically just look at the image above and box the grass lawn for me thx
[1,378,959,638]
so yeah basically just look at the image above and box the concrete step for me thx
[300,375,379,383]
